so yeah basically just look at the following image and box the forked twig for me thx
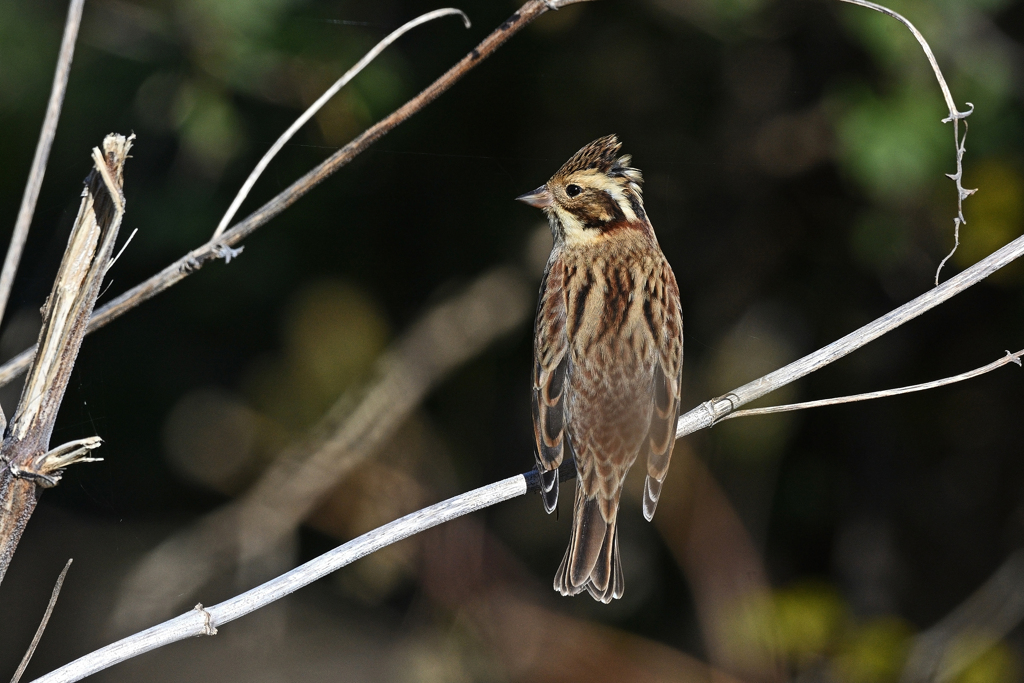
[210,7,471,239]
[0,0,86,329]
[10,559,73,683]
[721,348,1024,420]
[22,2,1017,681]
[676,232,1024,438]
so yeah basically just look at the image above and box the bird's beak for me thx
[516,185,553,209]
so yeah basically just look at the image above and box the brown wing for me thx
[532,253,569,514]
[642,260,683,521]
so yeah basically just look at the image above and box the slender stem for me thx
[0,0,86,328]
[10,559,73,683]
[723,348,1024,420]
[29,476,528,683]
[837,0,966,120]
[210,7,471,240]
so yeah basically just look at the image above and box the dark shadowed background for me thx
[1,0,1024,680]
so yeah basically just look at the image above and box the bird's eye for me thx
[565,184,582,197]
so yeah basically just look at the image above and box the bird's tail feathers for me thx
[554,483,624,603]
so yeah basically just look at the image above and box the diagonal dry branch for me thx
[0,0,593,391]
[22,1,1017,679]
[31,476,528,683]
[211,7,471,240]
[0,135,132,587]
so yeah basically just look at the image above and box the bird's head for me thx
[517,135,646,244]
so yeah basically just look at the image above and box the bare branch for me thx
[0,0,583,391]
[211,7,471,239]
[0,135,131,586]
[30,476,529,683]
[0,0,86,329]
[722,348,1024,420]
[10,559,73,683]
[676,232,1024,439]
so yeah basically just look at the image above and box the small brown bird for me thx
[517,135,683,602]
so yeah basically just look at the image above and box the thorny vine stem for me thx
[837,0,976,286]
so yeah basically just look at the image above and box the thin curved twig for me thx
[837,0,964,119]
[721,348,1024,420]
[210,7,471,240]
[0,0,86,329]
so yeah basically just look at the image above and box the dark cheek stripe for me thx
[575,193,628,231]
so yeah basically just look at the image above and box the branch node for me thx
[0,455,60,488]
[180,255,202,274]
[212,244,243,264]
[942,102,975,123]
[2,437,104,488]
[1007,350,1022,368]
[193,604,218,636]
